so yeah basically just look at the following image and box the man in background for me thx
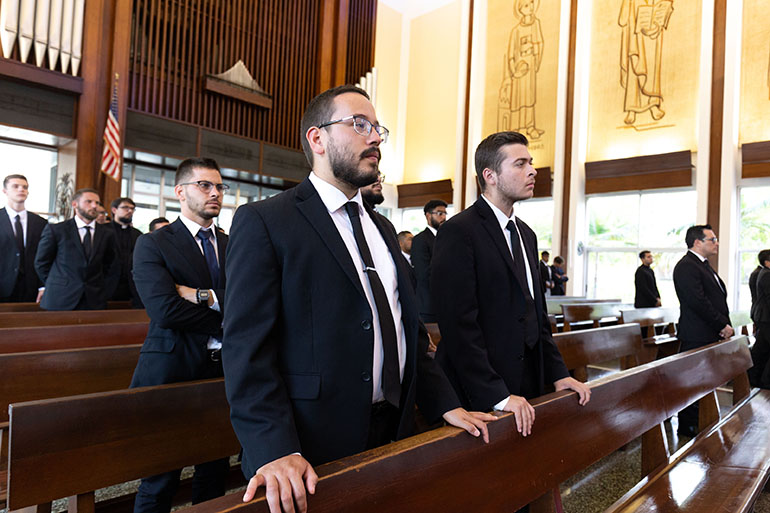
[95,202,110,224]
[539,250,553,297]
[749,250,770,388]
[634,250,661,308]
[551,256,568,296]
[361,172,385,208]
[149,217,170,232]
[0,174,47,302]
[398,231,413,266]
[750,249,770,325]
[35,188,119,310]
[411,199,448,322]
[110,197,143,307]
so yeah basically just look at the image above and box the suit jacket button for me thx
[361,371,371,382]
[361,320,372,330]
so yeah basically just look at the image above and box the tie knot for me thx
[84,225,91,232]
[507,220,517,232]
[15,214,20,221]
[197,228,211,241]
[344,201,360,219]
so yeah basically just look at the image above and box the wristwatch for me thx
[196,288,211,304]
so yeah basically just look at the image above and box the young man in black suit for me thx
[223,85,495,513]
[34,188,119,310]
[431,131,590,442]
[673,224,733,436]
[0,174,47,302]
[749,249,769,324]
[109,197,143,307]
[411,199,447,322]
[538,250,553,296]
[749,250,770,388]
[130,158,230,513]
[634,250,661,308]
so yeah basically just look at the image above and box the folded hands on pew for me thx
[719,324,734,339]
[243,407,497,512]
[554,376,591,406]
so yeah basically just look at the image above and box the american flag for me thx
[100,79,122,181]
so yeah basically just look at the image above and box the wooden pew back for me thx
[7,379,239,510]
[560,302,633,331]
[0,322,148,355]
[545,297,620,315]
[0,309,148,328]
[620,307,679,338]
[0,301,133,313]
[176,337,751,513]
[554,324,645,381]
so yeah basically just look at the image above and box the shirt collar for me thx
[179,214,215,240]
[481,194,516,232]
[74,215,96,230]
[427,225,437,236]
[308,172,364,215]
[688,249,707,263]
[5,207,26,221]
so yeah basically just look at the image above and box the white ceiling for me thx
[379,0,457,19]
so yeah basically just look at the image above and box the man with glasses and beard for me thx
[360,171,385,209]
[130,158,230,513]
[411,199,448,322]
[35,188,119,310]
[223,85,496,513]
[109,197,143,307]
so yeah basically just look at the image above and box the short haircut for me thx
[397,231,412,243]
[174,157,221,185]
[299,85,370,166]
[553,256,564,264]
[759,249,770,266]
[541,251,549,258]
[474,131,529,192]
[423,199,448,214]
[149,217,170,232]
[639,250,651,259]
[685,224,712,248]
[72,188,99,202]
[3,174,27,188]
[111,197,136,210]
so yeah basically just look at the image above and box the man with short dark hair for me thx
[398,230,413,266]
[1,174,47,302]
[634,250,661,308]
[131,157,230,513]
[750,249,770,324]
[551,256,568,296]
[432,131,590,443]
[673,224,732,436]
[35,188,119,310]
[360,172,385,208]
[149,217,170,232]
[411,198,448,322]
[224,85,495,513]
[95,202,110,224]
[749,250,770,388]
[109,197,143,307]
[539,250,553,296]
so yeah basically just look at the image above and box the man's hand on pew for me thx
[554,377,591,406]
[501,395,535,437]
[719,325,735,339]
[442,408,498,443]
[244,454,319,513]
[36,288,44,303]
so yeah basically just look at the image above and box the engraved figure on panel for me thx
[498,0,544,140]
[618,0,674,125]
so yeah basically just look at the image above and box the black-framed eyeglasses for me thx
[178,181,230,193]
[317,115,389,143]
[428,211,447,217]
[702,236,718,243]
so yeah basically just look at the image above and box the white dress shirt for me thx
[688,249,724,292]
[309,172,407,404]
[5,206,28,244]
[74,215,97,242]
[178,214,222,349]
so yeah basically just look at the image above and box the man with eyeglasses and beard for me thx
[109,197,143,307]
[130,158,230,513]
[35,188,119,310]
[223,85,496,513]
[411,199,448,323]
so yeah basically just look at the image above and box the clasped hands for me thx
[502,376,591,437]
[719,324,735,340]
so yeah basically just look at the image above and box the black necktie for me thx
[507,220,532,299]
[703,258,724,292]
[197,228,220,289]
[14,214,25,268]
[344,201,401,408]
[82,226,92,260]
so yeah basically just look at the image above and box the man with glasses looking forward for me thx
[673,224,733,437]
[411,199,448,323]
[130,157,231,513]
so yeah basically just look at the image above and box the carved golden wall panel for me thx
[739,0,770,145]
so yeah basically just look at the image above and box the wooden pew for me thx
[545,297,620,315]
[0,301,133,313]
[554,324,648,382]
[620,307,680,362]
[6,379,242,512]
[0,322,148,355]
[560,302,633,332]
[166,337,760,513]
[0,308,148,328]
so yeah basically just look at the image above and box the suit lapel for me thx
[474,199,515,278]
[295,179,366,300]
[0,208,14,242]
[168,219,213,287]
[215,230,227,286]
[67,218,88,262]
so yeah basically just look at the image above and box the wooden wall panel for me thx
[127,0,342,151]
[345,0,377,84]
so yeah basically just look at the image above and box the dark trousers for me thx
[749,322,770,388]
[133,458,230,513]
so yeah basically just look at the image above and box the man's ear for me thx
[306,126,326,158]
[482,167,497,189]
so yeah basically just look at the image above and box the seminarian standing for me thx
[749,250,770,388]
[538,250,553,297]
[673,224,733,436]
[634,250,661,308]
[35,188,119,310]
[411,199,448,322]
[0,174,47,302]
[223,85,495,513]
[432,131,590,442]
[130,158,230,513]
[109,197,143,307]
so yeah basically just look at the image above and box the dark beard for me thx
[429,217,443,230]
[329,143,380,189]
[76,205,96,221]
[361,189,384,206]
[116,215,132,225]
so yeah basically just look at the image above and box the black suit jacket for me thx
[411,228,436,321]
[0,208,47,300]
[109,221,144,307]
[34,218,120,310]
[673,251,730,350]
[222,178,459,477]
[551,265,567,295]
[750,265,763,322]
[538,260,552,293]
[753,267,770,324]
[431,198,569,411]
[634,264,660,308]
[130,218,227,387]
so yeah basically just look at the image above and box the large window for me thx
[515,198,553,252]
[737,185,770,311]
[0,136,58,216]
[584,190,696,304]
